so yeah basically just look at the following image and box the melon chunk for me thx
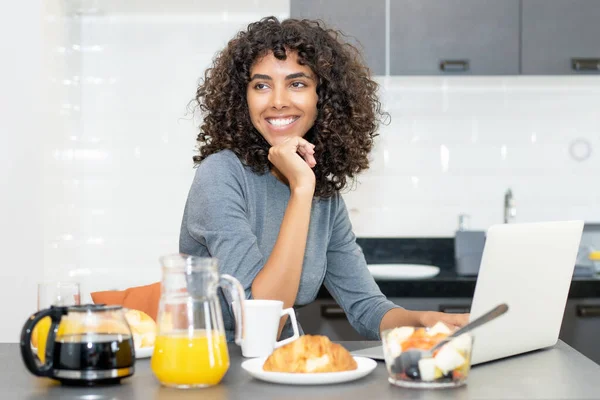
[418,358,442,381]
[434,345,466,375]
[427,321,452,336]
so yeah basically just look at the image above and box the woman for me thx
[180,16,468,342]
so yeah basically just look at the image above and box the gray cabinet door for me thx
[559,299,600,365]
[522,0,600,75]
[390,0,520,75]
[290,0,386,75]
[296,300,368,341]
[296,298,472,341]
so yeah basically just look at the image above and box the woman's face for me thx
[246,51,318,146]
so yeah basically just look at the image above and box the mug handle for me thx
[274,307,300,349]
[19,306,68,377]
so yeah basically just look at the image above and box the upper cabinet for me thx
[522,0,600,75]
[390,0,520,75]
[290,0,386,75]
[290,0,600,76]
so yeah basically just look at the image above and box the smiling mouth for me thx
[266,117,300,127]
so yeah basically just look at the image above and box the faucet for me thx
[504,188,516,223]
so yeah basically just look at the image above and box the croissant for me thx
[263,334,358,373]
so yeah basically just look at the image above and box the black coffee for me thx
[52,333,134,371]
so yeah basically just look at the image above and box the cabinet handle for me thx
[571,58,600,72]
[320,304,346,319]
[576,305,600,318]
[439,304,471,314]
[439,59,469,72]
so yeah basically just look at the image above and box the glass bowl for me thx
[381,324,474,389]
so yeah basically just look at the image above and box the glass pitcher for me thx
[151,254,245,389]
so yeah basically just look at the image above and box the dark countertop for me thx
[344,237,600,299]
[317,269,600,299]
[7,341,600,399]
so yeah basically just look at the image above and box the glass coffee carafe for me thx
[20,304,135,385]
[151,254,245,389]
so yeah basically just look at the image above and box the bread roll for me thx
[124,309,156,349]
[263,334,357,373]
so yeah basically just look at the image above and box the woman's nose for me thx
[270,86,289,109]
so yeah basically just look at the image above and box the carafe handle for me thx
[219,274,245,346]
[20,306,68,377]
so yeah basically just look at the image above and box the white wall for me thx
[1,0,290,342]
[65,1,290,297]
[0,0,45,342]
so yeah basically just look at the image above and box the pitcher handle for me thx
[219,274,245,346]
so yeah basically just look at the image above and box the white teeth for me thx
[267,117,297,126]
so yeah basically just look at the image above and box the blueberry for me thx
[391,351,424,378]
[405,366,421,380]
[390,356,404,374]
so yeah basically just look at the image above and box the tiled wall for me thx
[45,1,600,289]
[2,0,59,342]
[345,76,600,237]
[44,1,292,296]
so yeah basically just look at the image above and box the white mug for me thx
[239,299,300,358]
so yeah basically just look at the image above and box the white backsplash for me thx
[346,76,600,237]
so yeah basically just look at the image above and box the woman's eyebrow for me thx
[249,73,271,81]
[249,72,314,81]
[285,72,313,80]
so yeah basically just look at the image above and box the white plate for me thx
[33,345,154,359]
[241,356,377,385]
[135,347,153,359]
[367,264,440,280]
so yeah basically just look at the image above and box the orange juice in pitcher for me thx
[151,330,229,388]
[152,255,245,389]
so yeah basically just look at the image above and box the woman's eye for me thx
[291,81,306,88]
[254,83,269,90]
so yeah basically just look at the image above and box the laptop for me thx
[352,220,584,365]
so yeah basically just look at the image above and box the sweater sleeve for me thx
[323,195,401,340]
[181,151,262,300]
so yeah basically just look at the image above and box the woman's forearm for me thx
[251,186,314,335]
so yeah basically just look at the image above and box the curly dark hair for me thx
[193,16,389,198]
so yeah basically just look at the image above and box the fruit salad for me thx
[381,322,473,388]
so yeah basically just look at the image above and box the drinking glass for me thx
[35,281,80,363]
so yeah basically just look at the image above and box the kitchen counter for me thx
[6,341,600,399]
[344,237,600,299]
[317,271,600,299]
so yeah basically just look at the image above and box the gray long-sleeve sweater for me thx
[179,150,400,341]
